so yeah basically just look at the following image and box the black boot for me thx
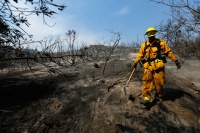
[154,95,163,105]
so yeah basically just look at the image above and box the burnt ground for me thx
[0,46,200,133]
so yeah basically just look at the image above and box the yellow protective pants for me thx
[142,62,166,101]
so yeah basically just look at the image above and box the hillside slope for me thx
[0,46,199,133]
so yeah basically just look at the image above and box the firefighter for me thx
[133,27,181,105]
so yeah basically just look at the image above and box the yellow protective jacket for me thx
[134,39,178,65]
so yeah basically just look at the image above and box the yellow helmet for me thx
[145,27,157,37]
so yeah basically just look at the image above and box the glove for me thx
[175,60,181,69]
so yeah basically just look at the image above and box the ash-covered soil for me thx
[0,46,199,133]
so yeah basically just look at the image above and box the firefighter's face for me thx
[148,36,155,43]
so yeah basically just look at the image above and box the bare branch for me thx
[101,31,121,77]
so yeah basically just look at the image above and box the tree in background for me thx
[0,0,67,73]
[151,0,200,59]
[0,0,65,46]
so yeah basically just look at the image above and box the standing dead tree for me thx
[65,30,79,66]
[101,31,121,77]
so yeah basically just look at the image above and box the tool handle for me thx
[125,68,135,86]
